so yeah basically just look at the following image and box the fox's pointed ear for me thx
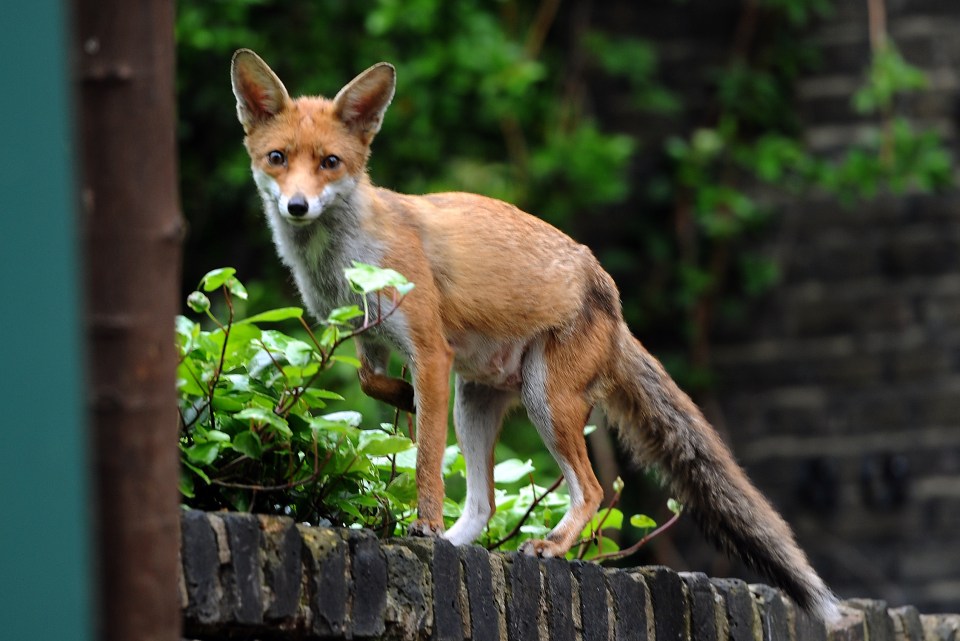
[333,62,396,144]
[231,49,290,132]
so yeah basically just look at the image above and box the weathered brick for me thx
[796,607,829,641]
[181,510,221,625]
[506,553,542,641]
[891,606,925,641]
[827,605,867,641]
[921,614,960,641]
[460,545,500,641]
[640,566,686,641]
[607,568,651,641]
[751,585,791,641]
[544,559,575,641]
[257,515,301,622]
[393,537,466,640]
[846,599,894,641]
[220,512,263,625]
[347,528,388,638]
[299,525,347,637]
[574,561,610,641]
[384,543,430,640]
[711,578,758,641]
[681,572,722,641]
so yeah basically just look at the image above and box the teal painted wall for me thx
[0,1,92,639]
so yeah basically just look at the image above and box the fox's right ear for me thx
[231,49,290,132]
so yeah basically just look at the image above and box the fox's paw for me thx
[408,518,445,538]
[518,538,565,558]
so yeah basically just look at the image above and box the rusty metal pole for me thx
[73,1,184,639]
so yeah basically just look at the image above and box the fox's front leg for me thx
[444,378,514,545]
[407,342,454,537]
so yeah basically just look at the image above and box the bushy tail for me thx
[602,323,839,621]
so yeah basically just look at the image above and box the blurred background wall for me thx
[594,0,960,613]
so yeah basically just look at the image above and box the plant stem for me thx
[590,508,683,564]
[488,475,564,551]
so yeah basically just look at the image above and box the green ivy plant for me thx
[177,265,680,558]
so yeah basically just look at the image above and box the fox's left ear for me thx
[231,49,290,133]
[333,63,396,144]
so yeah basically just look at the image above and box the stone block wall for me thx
[179,511,960,640]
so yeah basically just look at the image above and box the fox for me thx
[230,48,839,620]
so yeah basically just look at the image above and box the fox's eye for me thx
[267,150,286,166]
[320,155,341,170]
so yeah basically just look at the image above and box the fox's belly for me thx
[449,332,531,391]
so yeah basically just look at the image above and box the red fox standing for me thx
[231,49,839,620]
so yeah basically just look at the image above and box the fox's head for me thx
[231,49,395,226]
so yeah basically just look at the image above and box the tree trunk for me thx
[74,2,184,639]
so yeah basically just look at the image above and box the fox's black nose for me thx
[287,193,309,217]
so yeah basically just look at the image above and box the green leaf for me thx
[233,430,263,459]
[493,458,535,484]
[386,473,418,504]
[238,307,304,324]
[374,447,417,473]
[227,277,248,300]
[327,305,364,325]
[359,431,414,456]
[630,514,658,529]
[176,361,208,397]
[588,507,623,532]
[211,395,245,412]
[331,354,361,368]
[284,339,315,366]
[344,262,414,295]
[181,459,210,484]
[667,498,684,515]
[338,500,364,520]
[203,430,232,443]
[187,291,211,313]
[302,388,345,402]
[309,410,363,434]
[200,267,237,292]
[179,469,195,498]
[235,407,292,437]
[184,442,220,466]
[323,411,363,426]
[319,325,340,349]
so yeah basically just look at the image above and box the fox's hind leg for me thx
[517,335,605,558]
[444,377,514,546]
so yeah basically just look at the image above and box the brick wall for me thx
[711,4,960,613]
[179,510,960,641]
[586,0,960,612]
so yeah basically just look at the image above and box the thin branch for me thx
[867,0,888,53]
[203,286,235,431]
[488,475,564,551]
[524,0,561,60]
[591,508,684,564]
